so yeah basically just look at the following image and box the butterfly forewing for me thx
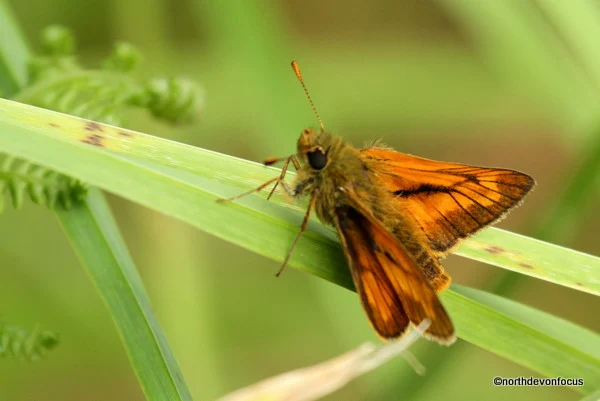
[335,205,455,344]
[361,148,535,254]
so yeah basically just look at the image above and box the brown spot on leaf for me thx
[85,121,104,132]
[118,131,133,137]
[575,282,583,286]
[519,263,533,269]
[484,246,505,254]
[49,122,60,128]
[82,134,105,147]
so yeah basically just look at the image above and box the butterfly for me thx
[218,61,535,344]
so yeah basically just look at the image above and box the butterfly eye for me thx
[307,148,327,170]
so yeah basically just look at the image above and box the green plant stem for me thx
[56,189,193,401]
[535,131,600,244]
[0,0,30,96]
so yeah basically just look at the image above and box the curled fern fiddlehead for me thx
[20,25,203,125]
[0,323,59,361]
[102,41,142,73]
[133,77,203,123]
[28,25,80,84]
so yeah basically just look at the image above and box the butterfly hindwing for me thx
[334,204,455,344]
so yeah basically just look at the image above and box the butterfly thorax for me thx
[291,128,442,278]
[292,128,390,226]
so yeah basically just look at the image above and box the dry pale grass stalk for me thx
[218,320,430,401]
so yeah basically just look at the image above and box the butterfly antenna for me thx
[291,60,325,132]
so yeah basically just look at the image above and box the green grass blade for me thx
[0,101,599,391]
[534,127,600,244]
[452,285,599,359]
[1,98,597,295]
[579,389,600,401]
[55,189,193,401]
[444,287,599,391]
[0,0,30,96]
[539,0,600,91]
[438,0,599,131]
[458,228,599,296]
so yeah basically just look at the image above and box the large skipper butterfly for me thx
[218,61,535,345]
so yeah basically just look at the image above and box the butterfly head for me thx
[297,127,331,171]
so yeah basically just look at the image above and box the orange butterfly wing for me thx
[335,205,455,344]
[361,148,535,254]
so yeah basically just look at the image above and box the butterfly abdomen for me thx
[386,215,451,293]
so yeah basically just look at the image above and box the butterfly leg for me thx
[216,156,300,203]
[216,176,281,203]
[275,188,318,277]
[267,155,300,200]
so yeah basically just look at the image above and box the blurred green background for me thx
[1,0,599,400]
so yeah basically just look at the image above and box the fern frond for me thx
[0,154,87,212]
